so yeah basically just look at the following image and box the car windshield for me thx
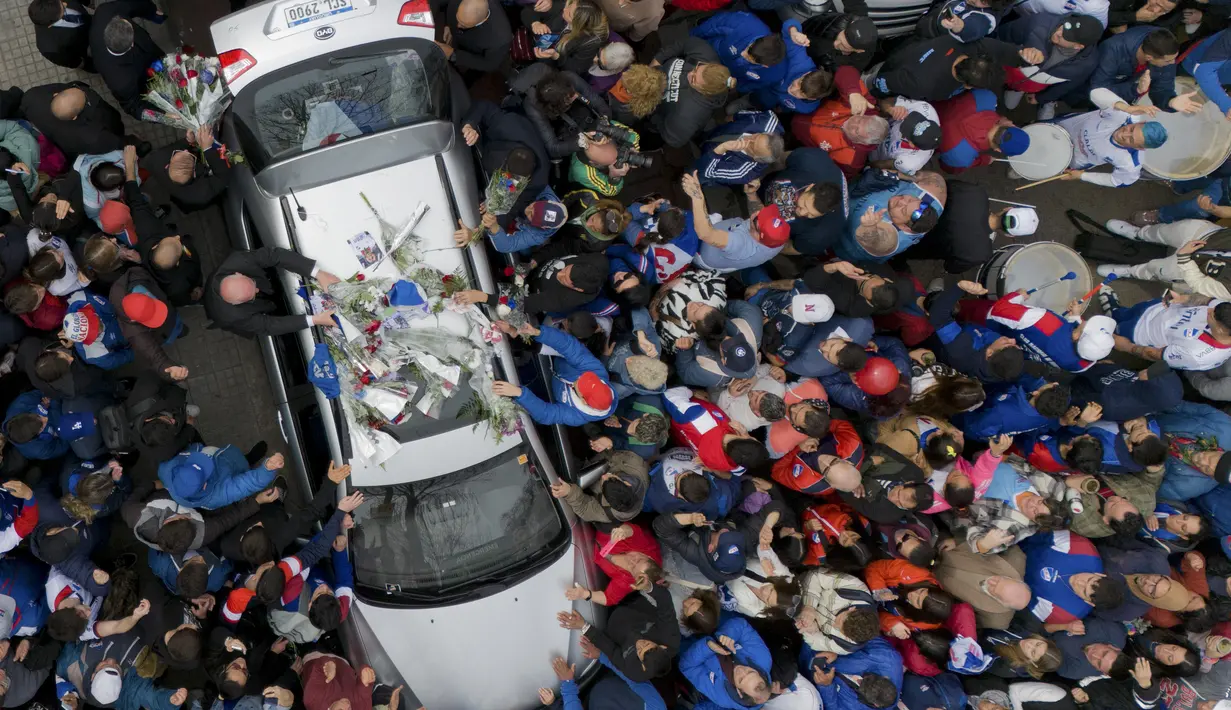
[234,38,447,167]
[349,442,567,597]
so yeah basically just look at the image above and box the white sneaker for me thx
[1097,264,1133,278]
[1037,101,1057,121]
[1008,167,1023,180]
[1098,285,1121,316]
[1004,91,1024,110]
[1105,219,1142,239]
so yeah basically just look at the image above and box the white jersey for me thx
[1128,301,1231,371]
[871,98,938,175]
[44,568,102,641]
[714,365,786,431]
[1057,108,1144,187]
[1014,0,1109,26]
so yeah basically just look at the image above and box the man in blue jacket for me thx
[1156,400,1231,501]
[695,111,786,186]
[678,300,764,389]
[62,290,133,370]
[927,282,1026,384]
[644,448,742,521]
[0,554,51,638]
[56,629,185,710]
[996,12,1101,119]
[952,375,1072,439]
[805,638,904,710]
[680,615,774,709]
[693,12,797,95]
[784,314,874,378]
[1088,27,1201,114]
[493,321,618,426]
[158,444,281,511]
[148,546,233,598]
[752,31,832,114]
[1184,28,1231,120]
[3,390,69,460]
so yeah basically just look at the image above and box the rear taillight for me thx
[397,0,433,27]
[219,49,257,85]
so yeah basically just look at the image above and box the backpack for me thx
[97,404,132,452]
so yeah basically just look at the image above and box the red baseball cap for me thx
[122,292,168,328]
[755,205,790,248]
[99,201,136,244]
[63,305,101,344]
[575,371,613,411]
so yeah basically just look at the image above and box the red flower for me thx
[359,374,372,385]
[442,274,455,283]
[503,266,515,276]
[182,44,195,54]
[177,79,188,88]
[355,273,366,281]
[146,68,155,77]
[365,321,381,334]
[498,295,509,306]
[187,70,199,79]
[176,54,183,63]
[174,99,184,109]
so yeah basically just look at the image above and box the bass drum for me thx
[977,242,1092,314]
[1009,124,1072,180]
[1141,77,1231,180]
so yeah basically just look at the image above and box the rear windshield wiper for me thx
[329,50,406,66]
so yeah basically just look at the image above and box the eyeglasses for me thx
[910,194,937,225]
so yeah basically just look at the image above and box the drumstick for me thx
[992,158,1048,166]
[1015,173,1070,191]
[1076,274,1120,304]
[989,198,1037,208]
[1026,271,1077,294]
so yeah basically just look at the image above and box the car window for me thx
[274,333,311,391]
[233,38,447,168]
[294,401,333,492]
[349,443,567,597]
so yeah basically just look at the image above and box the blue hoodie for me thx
[821,335,910,416]
[0,555,50,637]
[681,616,774,710]
[752,24,822,114]
[952,375,1059,440]
[148,547,234,595]
[157,443,276,511]
[64,291,133,370]
[784,315,875,378]
[1089,26,1178,111]
[4,389,68,460]
[801,638,904,710]
[644,455,742,520]
[515,325,618,426]
[1184,30,1231,117]
[693,12,790,94]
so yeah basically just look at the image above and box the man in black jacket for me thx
[204,247,341,338]
[218,461,349,566]
[28,0,93,71]
[558,582,681,682]
[90,0,165,118]
[139,124,233,213]
[455,237,609,316]
[802,12,877,73]
[461,100,551,226]
[868,35,1039,102]
[434,0,512,76]
[21,83,125,159]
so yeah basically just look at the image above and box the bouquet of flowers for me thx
[463,164,530,246]
[141,48,232,134]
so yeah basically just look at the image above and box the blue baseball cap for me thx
[711,530,747,575]
[999,126,1030,156]
[169,450,215,499]
[56,412,96,442]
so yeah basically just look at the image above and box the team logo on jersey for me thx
[1040,567,1060,582]
[1184,328,1203,338]
[792,463,803,478]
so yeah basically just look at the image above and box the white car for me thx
[210,2,605,708]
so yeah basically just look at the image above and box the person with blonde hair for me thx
[608,64,668,124]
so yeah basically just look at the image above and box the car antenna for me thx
[288,188,307,221]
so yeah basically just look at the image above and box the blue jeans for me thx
[1173,157,1231,194]
[1110,298,1161,340]
[1159,180,1226,223]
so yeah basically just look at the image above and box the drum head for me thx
[1010,124,1073,180]
[1142,79,1231,180]
[1001,242,1093,313]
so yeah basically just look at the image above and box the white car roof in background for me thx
[211,0,435,93]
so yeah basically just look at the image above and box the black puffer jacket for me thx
[650,37,729,148]
[802,12,876,71]
[509,63,612,159]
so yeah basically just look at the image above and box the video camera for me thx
[594,117,654,170]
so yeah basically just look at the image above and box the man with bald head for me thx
[205,247,341,338]
[432,0,512,75]
[934,541,1031,629]
[20,82,127,159]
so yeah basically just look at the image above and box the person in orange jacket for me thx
[864,558,955,637]
[801,502,872,573]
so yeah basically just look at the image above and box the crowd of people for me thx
[5,0,1231,707]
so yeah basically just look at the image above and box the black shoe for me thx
[245,441,268,466]
[178,323,191,339]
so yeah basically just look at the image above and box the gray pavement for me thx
[0,0,284,455]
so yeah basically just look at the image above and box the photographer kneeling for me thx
[570,120,651,198]
[510,64,613,160]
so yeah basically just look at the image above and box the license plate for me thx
[284,0,353,27]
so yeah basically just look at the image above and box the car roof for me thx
[278,146,521,487]
[210,0,435,93]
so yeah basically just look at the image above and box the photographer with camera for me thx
[510,64,613,160]
[569,118,650,197]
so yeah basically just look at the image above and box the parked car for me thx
[210,2,605,708]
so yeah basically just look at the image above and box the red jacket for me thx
[802,502,860,566]
[865,559,944,632]
[595,523,662,606]
[771,419,864,496]
[894,602,977,676]
[933,90,1005,174]
[5,280,66,331]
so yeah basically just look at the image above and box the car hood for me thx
[350,550,589,710]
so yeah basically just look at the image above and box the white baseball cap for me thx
[91,667,123,705]
[791,294,835,324]
[1004,207,1039,237]
[1077,315,1116,361]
